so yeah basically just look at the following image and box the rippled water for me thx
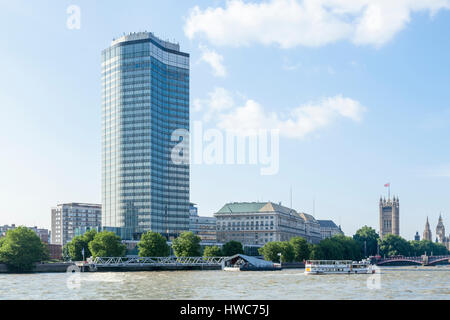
[0,266,449,300]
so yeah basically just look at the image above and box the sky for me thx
[0,0,450,239]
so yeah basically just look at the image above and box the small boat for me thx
[223,266,242,272]
[223,254,281,271]
[305,259,375,275]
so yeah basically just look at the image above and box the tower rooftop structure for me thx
[111,32,181,51]
[379,195,400,239]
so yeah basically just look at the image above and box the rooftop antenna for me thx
[313,196,316,218]
[290,186,293,209]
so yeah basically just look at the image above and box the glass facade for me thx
[101,32,190,240]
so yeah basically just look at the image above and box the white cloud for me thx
[193,87,235,121]
[184,0,450,48]
[199,45,227,77]
[194,88,366,139]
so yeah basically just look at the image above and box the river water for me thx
[0,266,449,300]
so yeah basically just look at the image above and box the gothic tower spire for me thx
[423,217,432,242]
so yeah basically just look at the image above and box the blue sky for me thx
[1,0,450,239]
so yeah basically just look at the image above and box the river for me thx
[0,266,449,300]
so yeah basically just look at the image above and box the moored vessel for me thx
[305,259,374,275]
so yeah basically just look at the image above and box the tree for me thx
[332,234,362,261]
[259,241,294,263]
[64,229,98,261]
[431,242,450,255]
[83,229,98,243]
[138,231,170,257]
[259,242,282,262]
[0,227,49,272]
[309,238,345,260]
[88,231,126,258]
[410,240,449,256]
[222,241,244,256]
[379,234,412,257]
[64,236,89,261]
[289,237,310,262]
[279,242,295,262]
[353,226,380,257]
[203,246,222,257]
[172,232,201,257]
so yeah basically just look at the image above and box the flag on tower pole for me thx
[384,183,391,199]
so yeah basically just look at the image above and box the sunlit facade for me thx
[101,32,190,240]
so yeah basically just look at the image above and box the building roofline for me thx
[55,203,102,208]
[105,32,189,57]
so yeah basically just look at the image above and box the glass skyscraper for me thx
[101,32,190,240]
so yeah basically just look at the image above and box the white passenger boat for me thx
[304,259,375,275]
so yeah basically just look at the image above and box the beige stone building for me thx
[423,217,432,242]
[379,197,400,239]
[214,202,322,246]
[435,215,450,250]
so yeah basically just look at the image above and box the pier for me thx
[85,256,227,272]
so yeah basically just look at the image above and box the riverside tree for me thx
[138,231,170,257]
[353,226,380,257]
[0,227,49,272]
[64,229,97,261]
[88,231,126,258]
[332,235,362,261]
[310,238,345,260]
[289,237,310,262]
[222,241,244,256]
[309,235,362,260]
[378,234,412,257]
[203,245,223,257]
[259,241,295,263]
[409,240,448,256]
[172,232,201,257]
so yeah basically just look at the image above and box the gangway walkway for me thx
[88,256,227,270]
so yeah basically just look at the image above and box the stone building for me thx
[318,220,344,239]
[435,215,450,250]
[189,203,217,243]
[423,217,432,242]
[379,197,400,240]
[414,231,420,241]
[214,202,322,246]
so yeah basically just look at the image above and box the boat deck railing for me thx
[306,260,353,265]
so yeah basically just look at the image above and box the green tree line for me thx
[63,230,126,261]
[2,227,448,272]
[63,230,246,261]
[0,227,49,272]
[258,226,450,263]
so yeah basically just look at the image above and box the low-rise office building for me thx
[189,204,217,243]
[51,203,102,246]
[29,227,50,243]
[0,224,50,243]
[318,220,344,239]
[214,202,322,246]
